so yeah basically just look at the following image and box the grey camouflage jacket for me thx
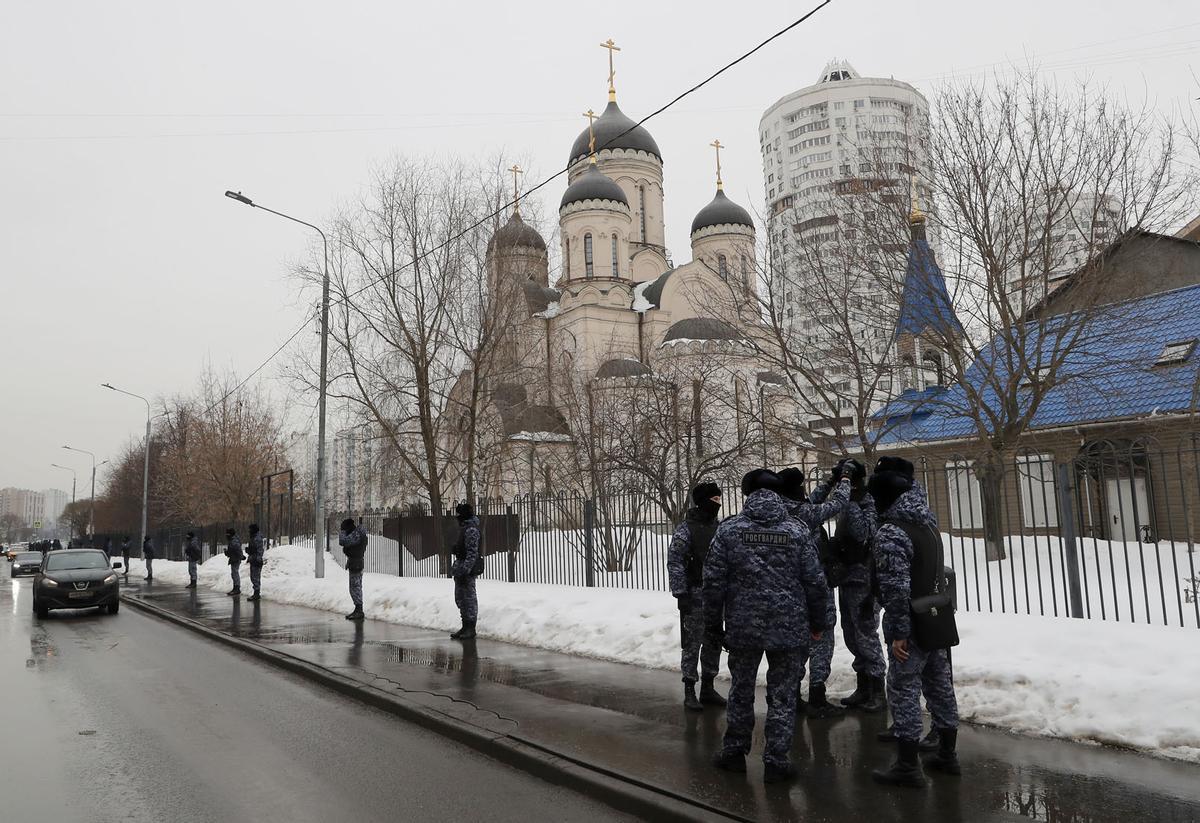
[703,489,833,650]
[450,517,480,578]
[246,533,265,566]
[873,483,939,642]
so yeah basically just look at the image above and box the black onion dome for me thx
[662,317,742,343]
[690,189,754,235]
[569,100,662,165]
[489,211,546,253]
[559,163,628,210]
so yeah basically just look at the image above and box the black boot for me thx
[450,622,465,639]
[872,739,927,788]
[699,678,727,707]
[763,759,798,784]
[860,675,887,713]
[457,619,476,640]
[346,608,365,621]
[227,588,240,596]
[683,682,703,711]
[841,671,871,708]
[923,728,961,775]
[805,683,845,719]
[919,727,941,752]
[185,581,197,589]
[877,724,897,743]
[247,593,261,602]
[712,749,746,773]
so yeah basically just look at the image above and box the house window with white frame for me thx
[946,461,984,530]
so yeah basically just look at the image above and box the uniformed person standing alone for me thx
[339,517,367,620]
[667,482,727,711]
[224,527,244,596]
[868,456,961,787]
[142,535,155,581]
[705,469,833,784]
[121,536,131,578]
[184,531,201,588]
[245,523,265,602]
[450,503,482,640]
[777,465,851,719]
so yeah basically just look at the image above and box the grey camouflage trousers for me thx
[249,563,262,594]
[799,587,836,688]
[680,586,721,683]
[349,571,363,608]
[721,648,803,768]
[839,582,885,678]
[886,642,958,742]
[187,559,198,584]
[230,562,241,590]
[145,558,154,578]
[454,575,478,621]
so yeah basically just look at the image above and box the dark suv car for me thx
[33,549,121,617]
[11,551,43,577]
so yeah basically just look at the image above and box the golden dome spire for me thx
[508,164,523,215]
[600,38,621,102]
[582,109,598,164]
[710,138,725,191]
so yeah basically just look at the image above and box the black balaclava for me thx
[455,503,474,520]
[777,467,807,502]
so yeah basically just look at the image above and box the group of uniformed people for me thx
[667,456,961,787]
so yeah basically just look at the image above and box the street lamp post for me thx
[62,446,96,545]
[49,463,76,539]
[101,383,152,556]
[224,190,328,578]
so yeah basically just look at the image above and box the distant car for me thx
[6,543,29,561]
[32,549,120,617]
[11,552,43,578]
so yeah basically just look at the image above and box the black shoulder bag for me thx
[885,520,959,651]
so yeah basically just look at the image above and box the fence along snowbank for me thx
[127,546,1200,763]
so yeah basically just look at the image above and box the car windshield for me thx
[17,553,42,563]
[45,552,109,571]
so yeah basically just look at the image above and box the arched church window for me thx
[740,255,749,288]
[611,235,619,277]
[638,185,647,241]
[922,350,944,386]
[718,253,728,281]
[584,233,594,279]
[900,354,916,391]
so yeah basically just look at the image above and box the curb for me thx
[122,592,749,823]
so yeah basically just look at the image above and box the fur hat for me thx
[186,531,195,538]
[455,503,474,520]
[691,482,721,507]
[777,467,808,502]
[225,528,236,537]
[248,523,259,534]
[874,456,915,479]
[867,470,914,515]
[340,518,356,532]
[741,468,783,496]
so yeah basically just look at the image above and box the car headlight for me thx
[42,577,59,587]
[103,573,118,585]
[12,564,19,569]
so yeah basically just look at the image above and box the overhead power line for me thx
[198,0,835,419]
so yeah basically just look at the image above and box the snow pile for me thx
[124,547,1200,762]
[533,301,561,319]
[631,280,654,313]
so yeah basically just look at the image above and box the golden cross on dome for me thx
[600,38,621,100]
[710,138,725,190]
[909,173,925,224]
[508,164,523,213]
[582,108,598,163]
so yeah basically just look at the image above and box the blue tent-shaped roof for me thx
[894,236,963,341]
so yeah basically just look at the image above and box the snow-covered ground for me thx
[126,546,1200,763]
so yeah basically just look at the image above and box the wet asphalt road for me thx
[0,578,634,823]
[120,577,1200,823]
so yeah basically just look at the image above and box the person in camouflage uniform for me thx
[869,456,960,787]
[245,523,265,602]
[778,465,851,719]
[667,482,726,711]
[704,469,833,784]
[223,528,244,596]
[450,503,481,640]
[142,535,155,581]
[184,531,202,588]
[339,517,367,620]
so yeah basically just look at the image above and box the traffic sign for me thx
[33,520,42,529]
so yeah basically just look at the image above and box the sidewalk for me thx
[122,578,1200,823]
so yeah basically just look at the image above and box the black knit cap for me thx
[691,482,721,506]
[777,467,807,502]
[340,518,356,532]
[741,468,783,496]
[455,503,474,520]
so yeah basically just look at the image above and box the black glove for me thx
[675,593,693,614]
[831,459,846,482]
[842,458,866,486]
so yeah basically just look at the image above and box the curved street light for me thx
[101,382,152,554]
[49,463,77,539]
[62,445,96,544]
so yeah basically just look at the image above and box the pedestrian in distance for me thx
[778,464,852,719]
[53,538,63,551]
[121,536,131,577]
[142,535,155,581]
[868,456,961,788]
[338,517,367,620]
[245,523,265,602]
[184,531,201,588]
[224,528,244,596]
[449,503,483,640]
[104,537,113,557]
[705,469,834,784]
[667,481,727,712]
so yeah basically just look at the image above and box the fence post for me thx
[505,504,516,583]
[584,498,596,588]
[397,512,404,577]
[1055,462,1085,618]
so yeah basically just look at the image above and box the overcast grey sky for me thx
[2,0,1196,493]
